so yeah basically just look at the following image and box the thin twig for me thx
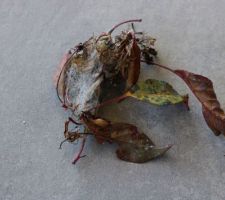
[89,92,129,112]
[56,51,76,104]
[59,139,68,149]
[108,19,142,34]
[56,42,85,105]
[72,137,87,164]
[69,117,82,125]
[141,60,175,73]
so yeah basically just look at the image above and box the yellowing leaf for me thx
[127,79,186,106]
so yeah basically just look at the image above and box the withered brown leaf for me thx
[174,70,225,136]
[81,113,171,163]
[126,38,141,89]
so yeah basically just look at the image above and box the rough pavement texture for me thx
[1,1,225,200]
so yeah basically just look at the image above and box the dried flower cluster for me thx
[55,19,225,164]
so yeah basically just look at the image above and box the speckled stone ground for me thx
[1,1,225,200]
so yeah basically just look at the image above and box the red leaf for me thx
[55,52,73,105]
[53,53,71,87]
[174,70,225,136]
[126,39,141,89]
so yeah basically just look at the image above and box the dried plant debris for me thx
[54,19,225,164]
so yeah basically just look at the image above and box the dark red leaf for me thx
[174,70,225,136]
[126,39,141,89]
[53,52,71,87]
[55,52,72,105]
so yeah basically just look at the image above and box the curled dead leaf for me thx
[174,70,225,136]
[126,39,141,89]
[81,113,171,163]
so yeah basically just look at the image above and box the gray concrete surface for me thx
[1,0,225,199]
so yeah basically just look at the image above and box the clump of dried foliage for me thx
[55,19,225,164]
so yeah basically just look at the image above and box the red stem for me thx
[108,19,142,34]
[141,60,175,73]
[56,52,76,104]
[72,137,87,164]
[90,92,128,111]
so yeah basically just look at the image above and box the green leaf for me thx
[128,79,186,106]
